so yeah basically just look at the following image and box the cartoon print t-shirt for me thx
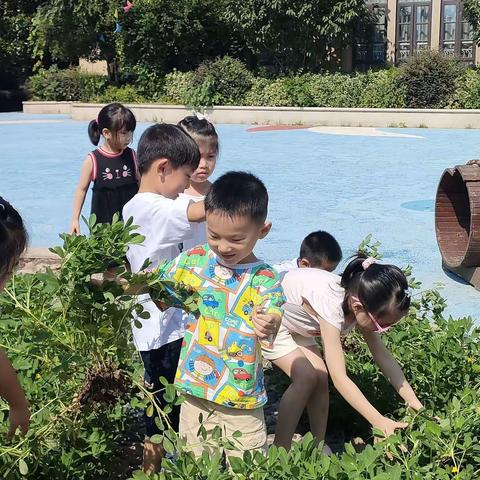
[157,244,285,410]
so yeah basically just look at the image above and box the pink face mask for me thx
[351,296,392,334]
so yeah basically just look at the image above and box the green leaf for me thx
[150,434,163,444]
[104,291,115,303]
[19,459,28,475]
[130,471,151,480]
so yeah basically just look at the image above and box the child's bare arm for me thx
[70,156,93,234]
[320,318,408,437]
[363,330,423,410]
[0,349,30,437]
[187,200,205,223]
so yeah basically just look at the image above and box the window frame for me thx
[440,0,475,63]
[353,2,388,69]
[396,1,432,62]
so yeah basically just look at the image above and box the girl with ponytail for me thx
[263,253,423,451]
[70,103,138,234]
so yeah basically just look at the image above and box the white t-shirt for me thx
[273,258,299,279]
[178,192,206,252]
[123,192,193,351]
[281,268,356,337]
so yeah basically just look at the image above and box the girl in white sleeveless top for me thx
[177,114,218,251]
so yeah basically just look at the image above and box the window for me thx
[354,3,387,69]
[397,1,431,61]
[441,1,475,63]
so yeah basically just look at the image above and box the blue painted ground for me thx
[1,112,479,321]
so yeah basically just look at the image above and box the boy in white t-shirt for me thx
[122,123,205,473]
[274,230,342,276]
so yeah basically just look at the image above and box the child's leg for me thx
[223,405,267,459]
[140,338,183,474]
[272,349,321,450]
[179,394,220,457]
[298,344,329,444]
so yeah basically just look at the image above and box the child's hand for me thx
[69,220,80,235]
[8,402,30,438]
[252,306,281,340]
[406,399,424,411]
[372,416,408,439]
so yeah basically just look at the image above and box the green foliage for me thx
[163,70,195,105]
[246,75,316,107]
[359,69,407,109]
[1,224,480,478]
[125,66,165,102]
[27,66,108,102]
[31,0,120,66]
[463,0,480,45]
[450,68,480,109]
[244,70,406,109]
[224,0,371,73]
[133,387,480,479]
[119,0,239,75]
[183,57,254,107]
[308,73,368,108]
[93,85,147,104]
[0,1,43,88]
[136,238,480,479]
[22,53,480,110]
[0,215,199,478]
[398,50,465,108]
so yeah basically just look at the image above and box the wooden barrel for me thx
[435,164,480,269]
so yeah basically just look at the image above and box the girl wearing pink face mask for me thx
[263,254,423,451]
[0,197,30,438]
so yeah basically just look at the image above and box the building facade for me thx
[346,0,479,70]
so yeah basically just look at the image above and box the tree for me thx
[0,0,44,88]
[224,0,371,73]
[31,0,122,79]
[463,0,480,44]
[119,0,243,74]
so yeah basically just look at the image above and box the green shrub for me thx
[93,85,147,104]
[398,50,465,108]
[261,76,317,107]
[450,68,480,109]
[184,56,254,107]
[1,224,480,478]
[359,69,407,108]
[128,65,165,102]
[163,70,194,104]
[27,66,108,102]
[256,78,294,107]
[308,73,368,108]
[0,217,199,479]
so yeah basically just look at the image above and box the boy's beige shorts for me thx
[179,394,267,458]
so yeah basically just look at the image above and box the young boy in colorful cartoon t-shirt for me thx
[157,171,285,457]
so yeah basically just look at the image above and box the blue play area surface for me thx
[1,112,480,321]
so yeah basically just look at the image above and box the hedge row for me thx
[27,51,480,109]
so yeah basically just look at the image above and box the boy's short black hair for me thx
[205,171,268,223]
[137,123,200,174]
[300,230,342,266]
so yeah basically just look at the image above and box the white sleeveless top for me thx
[281,268,356,337]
